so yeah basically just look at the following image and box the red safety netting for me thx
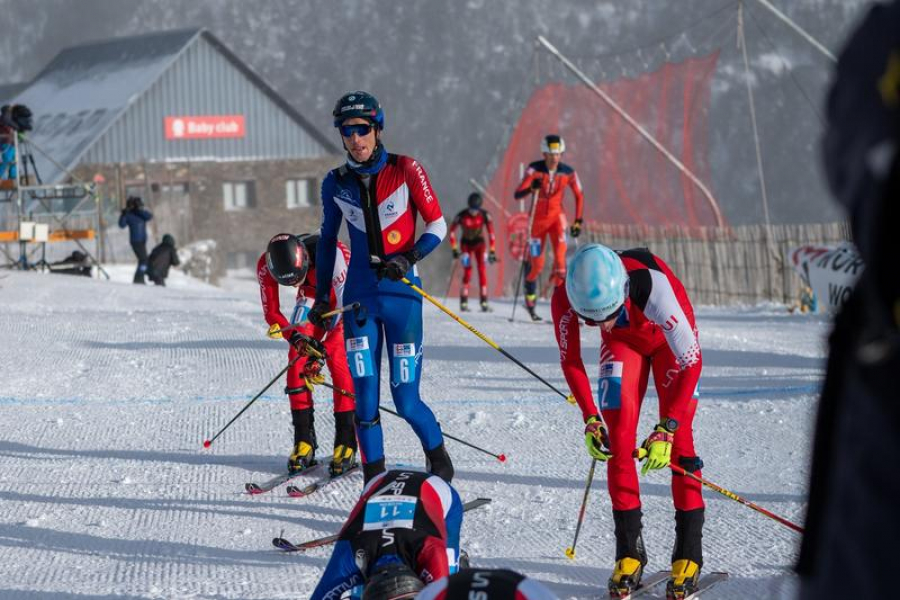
[479,52,722,296]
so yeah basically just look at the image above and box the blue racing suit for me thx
[315,147,448,468]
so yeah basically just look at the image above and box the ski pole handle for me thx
[266,303,361,337]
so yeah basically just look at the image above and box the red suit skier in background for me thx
[552,243,704,599]
[257,232,357,476]
[514,134,585,321]
[448,192,497,312]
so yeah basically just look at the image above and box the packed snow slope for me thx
[0,269,827,599]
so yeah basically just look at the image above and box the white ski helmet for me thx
[541,134,565,154]
[566,244,629,321]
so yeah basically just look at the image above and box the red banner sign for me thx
[164,115,245,139]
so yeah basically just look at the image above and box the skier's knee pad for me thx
[356,413,380,429]
[677,455,704,474]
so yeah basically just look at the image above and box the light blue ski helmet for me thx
[565,244,628,321]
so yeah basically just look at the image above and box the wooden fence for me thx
[583,222,852,305]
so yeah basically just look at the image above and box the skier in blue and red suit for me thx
[311,91,453,485]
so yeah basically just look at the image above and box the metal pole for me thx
[536,35,726,227]
[751,0,836,62]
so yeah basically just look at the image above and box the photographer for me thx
[0,104,33,183]
[118,196,153,284]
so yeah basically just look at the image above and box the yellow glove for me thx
[303,373,326,391]
[584,415,613,461]
[267,323,284,339]
[637,418,677,475]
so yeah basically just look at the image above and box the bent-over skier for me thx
[258,232,357,476]
[552,243,704,599]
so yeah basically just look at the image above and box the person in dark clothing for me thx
[49,250,91,277]
[797,2,900,598]
[118,196,153,284]
[147,234,180,286]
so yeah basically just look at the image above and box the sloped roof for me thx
[13,28,336,183]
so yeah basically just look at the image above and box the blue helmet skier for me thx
[310,91,453,485]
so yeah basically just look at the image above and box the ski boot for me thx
[666,559,701,599]
[363,457,386,485]
[667,508,704,599]
[608,508,647,598]
[460,296,470,312]
[425,442,454,483]
[525,293,542,321]
[609,557,645,598]
[287,441,316,473]
[330,410,358,476]
[480,298,492,312]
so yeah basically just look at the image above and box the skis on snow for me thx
[615,571,729,599]
[273,497,493,553]
[244,463,326,495]
[285,463,360,497]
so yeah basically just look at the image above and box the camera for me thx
[1,104,33,132]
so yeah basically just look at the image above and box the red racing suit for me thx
[448,208,496,301]
[257,241,354,413]
[552,248,703,512]
[514,160,584,286]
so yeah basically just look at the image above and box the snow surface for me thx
[0,268,828,599]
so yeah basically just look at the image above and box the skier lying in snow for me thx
[552,244,705,599]
[257,232,357,476]
[310,469,464,600]
[418,568,559,599]
[312,90,453,486]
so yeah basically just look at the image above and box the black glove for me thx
[288,331,327,359]
[488,250,497,264]
[452,248,460,259]
[308,299,332,331]
[383,253,412,281]
[570,218,583,238]
[530,178,542,191]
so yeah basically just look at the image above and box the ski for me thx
[681,572,729,599]
[273,497,492,553]
[285,463,360,497]
[611,571,669,599]
[244,463,324,495]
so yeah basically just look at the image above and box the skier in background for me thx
[310,469,464,600]
[118,196,153,284]
[311,90,454,485]
[418,568,559,599]
[797,2,900,597]
[448,192,497,312]
[258,232,357,476]
[552,244,704,599]
[513,134,584,321]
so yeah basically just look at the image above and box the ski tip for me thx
[286,486,305,498]
[498,454,507,463]
[245,484,263,494]
[564,547,575,559]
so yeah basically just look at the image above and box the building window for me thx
[286,178,315,209]
[223,181,255,211]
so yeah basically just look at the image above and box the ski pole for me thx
[509,188,539,322]
[309,378,507,462]
[401,277,577,406]
[266,302,362,337]
[443,258,460,304]
[203,353,303,448]
[634,449,804,534]
[565,458,597,559]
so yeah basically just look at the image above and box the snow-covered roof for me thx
[12,28,337,183]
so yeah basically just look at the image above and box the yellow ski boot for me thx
[666,559,701,599]
[608,557,644,598]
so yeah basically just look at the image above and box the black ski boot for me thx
[608,508,647,598]
[480,298,492,312]
[363,457,386,486]
[460,296,470,312]
[330,410,358,476]
[288,408,317,473]
[667,508,704,599]
[525,293,542,321]
[425,442,454,483]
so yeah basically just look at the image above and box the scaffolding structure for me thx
[0,132,108,277]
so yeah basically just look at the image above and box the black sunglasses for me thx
[339,123,375,138]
